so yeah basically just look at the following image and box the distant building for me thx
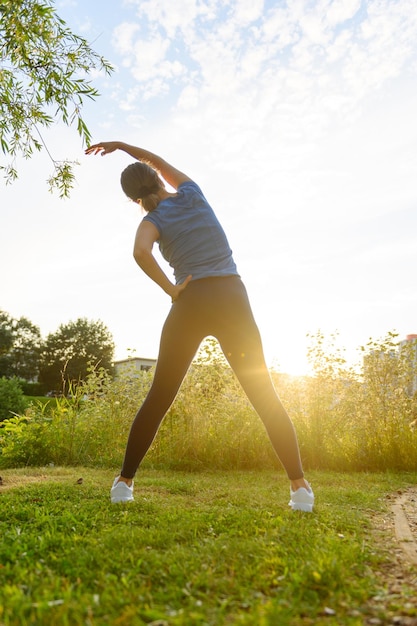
[114,357,157,377]
[362,334,417,397]
[400,334,417,396]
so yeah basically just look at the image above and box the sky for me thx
[1,0,417,374]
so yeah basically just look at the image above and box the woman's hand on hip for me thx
[171,275,192,302]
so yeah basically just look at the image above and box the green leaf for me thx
[0,0,114,198]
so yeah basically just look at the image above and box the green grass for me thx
[0,468,415,625]
[24,396,61,411]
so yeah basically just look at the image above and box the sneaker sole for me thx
[290,502,313,512]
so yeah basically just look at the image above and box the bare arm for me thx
[85,141,192,190]
[133,221,192,300]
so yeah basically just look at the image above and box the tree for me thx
[0,0,113,197]
[0,311,13,356]
[39,318,115,392]
[0,311,14,379]
[0,376,27,422]
[0,311,42,380]
[8,317,42,381]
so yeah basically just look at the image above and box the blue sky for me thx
[1,0,417,374]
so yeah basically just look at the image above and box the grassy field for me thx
[0,468,416,626]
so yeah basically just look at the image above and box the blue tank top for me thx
[143,180,239,284]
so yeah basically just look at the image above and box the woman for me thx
[85,141,314,512]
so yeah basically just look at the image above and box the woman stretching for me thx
[85,141,314,512]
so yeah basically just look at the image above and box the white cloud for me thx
[177,85,200,110]
[326,0,362,27]
[129,36,171,81]
[111,0,417,145]
[257,6,300,48]
[325,29,353,63]
[112,22,140,57]
[118,85,142,111]
[124,0,200,37]
[232,0,265,25]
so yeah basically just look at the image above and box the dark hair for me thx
[120,162,163,212]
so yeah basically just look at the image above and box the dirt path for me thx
[392,489,417,567]
[367,487,417,625]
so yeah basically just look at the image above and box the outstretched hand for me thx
[85,141,120,156]
[170,275,192,302]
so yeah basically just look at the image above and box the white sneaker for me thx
[110,477,134,503]
[289,482,314,512]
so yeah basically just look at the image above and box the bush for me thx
[0,377,27,422]
[0,365,151,469]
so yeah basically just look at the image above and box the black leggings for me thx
[121,276,304,480]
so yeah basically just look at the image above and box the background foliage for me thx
[39,318,115,392]
[0,0,113,196]
[0,311,42,380]
[1,334,416,472]
[0,377,27,422]
[0,310,115,397]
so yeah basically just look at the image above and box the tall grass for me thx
[1,333,416,472]
[278,331,417,472]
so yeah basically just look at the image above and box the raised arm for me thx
[85,141,192,190]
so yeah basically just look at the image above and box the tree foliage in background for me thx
[0,310,42,381]
[0,311,13,358]
[39,318,115,392]
[0,376,27,422]
[0,0,113,197]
